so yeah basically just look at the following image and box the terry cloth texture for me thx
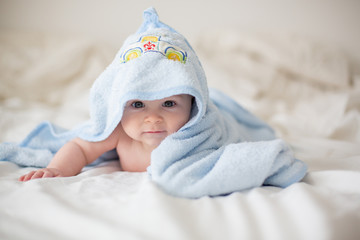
[0,7,307,198]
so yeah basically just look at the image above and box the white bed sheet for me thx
[0,31,359,240]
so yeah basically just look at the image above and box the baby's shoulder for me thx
[113,124,133,146]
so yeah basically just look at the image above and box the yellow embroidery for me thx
[166,51,182,63]
[141,36,159,43]
[124,49,142,61]
[120,35,187,64]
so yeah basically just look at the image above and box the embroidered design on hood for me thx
[120,35,187,63]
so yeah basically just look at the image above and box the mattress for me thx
[0,30,359,240]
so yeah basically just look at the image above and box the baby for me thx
[19,95,193,181]
[2,7,306,198]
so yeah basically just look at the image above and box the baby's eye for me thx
[162,101,176,107]
[131,101,145,108]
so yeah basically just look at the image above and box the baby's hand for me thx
[19,168,63,182]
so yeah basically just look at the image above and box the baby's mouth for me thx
[143,130,166,135]
[145,131,165,133]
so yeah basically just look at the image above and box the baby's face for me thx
[121,94,193,150]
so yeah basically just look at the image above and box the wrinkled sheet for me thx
[0,31,359,240]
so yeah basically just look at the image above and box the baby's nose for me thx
[145,111,163,123]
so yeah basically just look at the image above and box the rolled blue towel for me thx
[0,7,307,198]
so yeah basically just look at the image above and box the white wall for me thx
[1,0,359,70]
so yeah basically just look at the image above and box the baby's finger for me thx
[18,175,25,181]
[31,170,45,180]
[42,170,55,178]
[20,171,36,182]
[24,174,34,181]
[18,174,25,181]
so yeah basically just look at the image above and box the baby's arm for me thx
[19,125,122,181]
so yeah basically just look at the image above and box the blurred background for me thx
[1,0,360,72]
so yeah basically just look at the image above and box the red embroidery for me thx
[144,41,156,51]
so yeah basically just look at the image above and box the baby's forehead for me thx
[127,94,193,102]
[164,94,193,101]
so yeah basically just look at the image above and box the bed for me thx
[1,2,360,240]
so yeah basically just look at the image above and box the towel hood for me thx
[84,7,209,141]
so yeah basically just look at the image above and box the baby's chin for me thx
[143,138,166,151]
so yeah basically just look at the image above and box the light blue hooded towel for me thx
[0,8,307,198]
